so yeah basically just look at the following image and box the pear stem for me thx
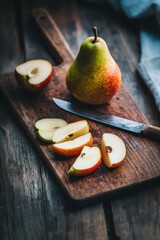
[92,26,98,43]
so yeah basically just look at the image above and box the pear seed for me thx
[106,146,112,153]
[81,153,86,157]
[68,133,74,138]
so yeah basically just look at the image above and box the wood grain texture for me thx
[0,1,49,239]
[0,1,23,239]
[0,103,49,239]
[111,187,160,240]
[32,8,74,65]
[0,8,160,206]
[0,1,23,74]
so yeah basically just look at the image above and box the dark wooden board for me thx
[0,8,160,206]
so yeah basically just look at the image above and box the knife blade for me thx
[53,97,160,139]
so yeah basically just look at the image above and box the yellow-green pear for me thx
[66,27,121,105]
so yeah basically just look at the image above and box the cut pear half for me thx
[15,59,53,88]
[35,118,68,142]
[52,120,89,144]
[52,132,93,156]
[101,133,126,168]
[68,146,102,176]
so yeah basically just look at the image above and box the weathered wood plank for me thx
[111,187,160,240]
[0,102,49,240]
[0,2,49,237]
[0,0,50,239]
[0,1,23,74]
[0,0,23,239]
[0,116,10,240]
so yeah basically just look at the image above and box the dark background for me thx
[0,0,160,239]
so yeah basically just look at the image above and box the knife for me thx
[53,98,160,140]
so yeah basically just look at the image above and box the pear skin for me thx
[66,27,121,105]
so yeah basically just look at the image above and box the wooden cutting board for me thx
[0,8,160,206]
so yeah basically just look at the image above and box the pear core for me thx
[66,35,121,105]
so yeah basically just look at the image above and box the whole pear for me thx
[66,27,121,105]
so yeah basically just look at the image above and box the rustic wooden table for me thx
[0,0,160,239]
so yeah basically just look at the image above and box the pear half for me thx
[15,59,53,91]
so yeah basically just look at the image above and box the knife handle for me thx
[31,8,74,67]
[141,124,160,140]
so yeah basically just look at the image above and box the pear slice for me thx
[52,120,89,144]
[35,118,68,142]
[36,130,55,142]
[101,133,126,168]
[52,133,93,156]
[68,146,102,176]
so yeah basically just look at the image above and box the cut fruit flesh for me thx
[101,133,126,168]
[68,146,102,176]
[16,59,53,85]
[35,118,67,131]
[52,132,93,156]
[52,120,89,143]
[35,118,68,142]
[36,130,54,143]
